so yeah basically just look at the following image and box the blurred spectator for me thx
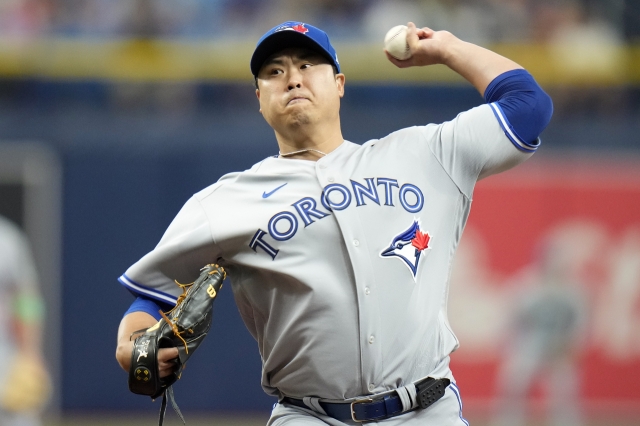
[12,0,629,45]
[363,0,495,45]
[491,235,589,426]
[0,0,52,39]
[51,0,131,37]
[547,0,623,68]
[223,0,308,38]
[532,0,627,118]
[49,0,221,38]
[362,0,428,41]
[308,0,369,38]
[484,0,532,43]
[122,0,163,38]
[0,215,51,426]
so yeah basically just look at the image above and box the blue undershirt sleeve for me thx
[484,69,553,152]
[123,294,174,321]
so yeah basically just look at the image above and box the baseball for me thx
[384,25,411,60]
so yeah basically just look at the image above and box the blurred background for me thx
[0,0,638,425]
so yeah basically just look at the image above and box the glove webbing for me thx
[159,386,184,426]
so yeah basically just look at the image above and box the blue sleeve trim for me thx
[118,274,178,305]
[484,69,553,148]
[489,102,540,153]
[124,296,165,321]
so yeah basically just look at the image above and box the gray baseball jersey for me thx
[119,103,535,404]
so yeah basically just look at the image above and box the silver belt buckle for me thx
[350,397,373,422]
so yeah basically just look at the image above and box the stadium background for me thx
[0,0,639,425]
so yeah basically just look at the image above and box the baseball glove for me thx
[128,263,226,425]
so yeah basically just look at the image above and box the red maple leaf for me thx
[411,230,431,251]
[292,24,308,34]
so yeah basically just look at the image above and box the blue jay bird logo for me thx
[380,220,431,279]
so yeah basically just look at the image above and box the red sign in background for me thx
[448,157,640,419]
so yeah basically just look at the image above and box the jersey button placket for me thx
[323,185,382,397]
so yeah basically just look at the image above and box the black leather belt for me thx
[282,377,450,422]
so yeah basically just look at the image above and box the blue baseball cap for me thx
[250,21,340,77]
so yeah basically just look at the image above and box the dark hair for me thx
[254,65,338,90]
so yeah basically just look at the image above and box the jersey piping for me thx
[450,383,470,426]
[489,102,540,153]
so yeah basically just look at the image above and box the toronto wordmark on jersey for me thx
[249,176,425,263]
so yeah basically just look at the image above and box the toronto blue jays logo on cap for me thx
[275,23,309,34]
[380,220,431,280]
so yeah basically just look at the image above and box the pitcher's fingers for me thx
[384,50,414,68]
[158,347,179,362]
[157,347,179,377]
[416,27,434,39]
[158,357,179,378]
[405,22,421,51]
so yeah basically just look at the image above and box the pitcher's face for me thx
[256,48,344,130]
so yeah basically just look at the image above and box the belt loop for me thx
[395,384,418,412]
[303,397,327,415]
[407,383,418,409]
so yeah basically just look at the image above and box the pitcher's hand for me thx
[386,22,460,69]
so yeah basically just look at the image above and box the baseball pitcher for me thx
[115,21,553,425]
